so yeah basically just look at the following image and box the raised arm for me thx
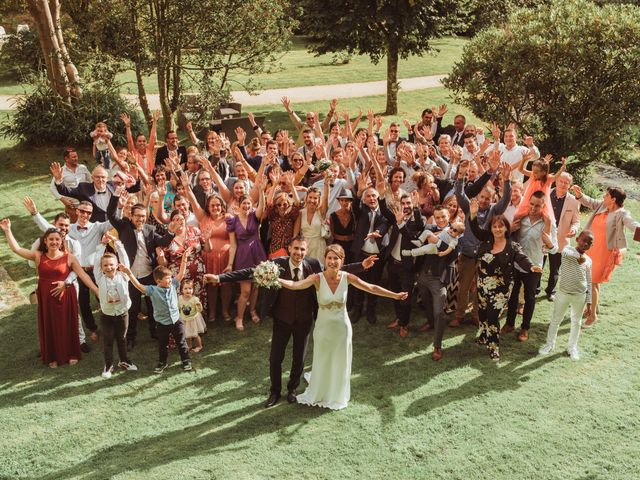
[548,156,567,182]
[281,96,304,132]
[321,99,337,132]
[175,247,192,282]
[186,121,201,146]
[0,219,37,261]
[120,265,147,294]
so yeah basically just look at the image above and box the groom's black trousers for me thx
[270,317,311,395]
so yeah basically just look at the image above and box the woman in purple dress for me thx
[226,185,266,331]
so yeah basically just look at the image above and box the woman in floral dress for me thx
[468,199,542,361]
[160,210,207,312]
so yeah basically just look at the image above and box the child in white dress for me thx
[179,280,206,352]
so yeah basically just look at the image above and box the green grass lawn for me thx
[0,37,467,96]
[1,115,640,478]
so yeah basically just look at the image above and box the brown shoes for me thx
[500,325,515,335]
[399,327,408,338]
[517,329,529,341]
[387,319,400,329]
[419,323,433,332]
[448,318,462,328]
[431,348,443,361]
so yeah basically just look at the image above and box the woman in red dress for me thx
[0,220,99,368]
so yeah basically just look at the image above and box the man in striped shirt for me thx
[538,230,594,360]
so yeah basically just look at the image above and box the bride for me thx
[279,244,407,410]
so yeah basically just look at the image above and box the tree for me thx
[25,0,82,102]
[88,0,295,132]
[444,0,640,173]
[297,0,466,115]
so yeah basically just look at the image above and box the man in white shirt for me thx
[49,147,92,222]
[488,128,540,182]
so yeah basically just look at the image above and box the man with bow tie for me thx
[205,236,375,408]
[52,163,140,222]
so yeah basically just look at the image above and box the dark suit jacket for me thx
[351,199,390,256]
[106,195,175,269]
[56,180,141,223]
[379,199,425,266]
[218,255,364,321]
[155,146,188,168]
[193,184,216,211]
[434,171,492,201]
[435,117,465,147]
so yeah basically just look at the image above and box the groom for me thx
[205,235,375,408]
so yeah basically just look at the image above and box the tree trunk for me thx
[134,62,152,128]
[27,0,71,102]
[51,0,82,99]
[385,42,399,115]
[157,63,174,132]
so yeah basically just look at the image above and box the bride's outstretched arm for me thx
[347,273,407,300]
[279,273,319,290]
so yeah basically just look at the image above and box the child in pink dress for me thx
[513,154,566,223]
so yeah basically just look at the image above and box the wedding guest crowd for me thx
[2,98,639,384]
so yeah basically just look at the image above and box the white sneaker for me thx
[567,349,580,361]
[118,361,138,371]
[538,343,554,355]
[101,366,114,379]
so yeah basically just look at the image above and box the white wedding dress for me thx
[297,272,352,410]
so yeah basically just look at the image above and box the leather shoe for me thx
[387,319,400,329]
[431,348,443,361]
[448,318,462,328]
[80,342,91,353]
[265,392,280,408]
[419,322,433,332]
[500,325,515,335]
[517,329,529,342]
[399,326,408,338]
[546,293,556,302]
[287,390,297,404]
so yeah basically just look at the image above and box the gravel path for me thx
[0,74,446,110]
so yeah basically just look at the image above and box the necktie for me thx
[293,267,300,282]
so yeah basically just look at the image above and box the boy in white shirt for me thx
[538,230,594,360]
[94,233,137,378]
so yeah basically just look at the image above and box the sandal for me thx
[69,358,78,366]
[192,346,203,353]
[49,361,58,369]
[222,313,232,322]
[235,318,244,331]
[250,311,261,324]
[489,351,500,362]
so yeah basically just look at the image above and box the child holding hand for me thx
[121,247,193,373]
[94,233,137,379]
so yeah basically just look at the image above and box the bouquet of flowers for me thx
[316,157,333,173]
[253,260,282,289]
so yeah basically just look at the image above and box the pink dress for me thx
[200,215,231,274]
[514,177,555,223]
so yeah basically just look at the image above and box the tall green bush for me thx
[1,77,144,147]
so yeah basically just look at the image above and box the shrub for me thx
[1,77,144,147]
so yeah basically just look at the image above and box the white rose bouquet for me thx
[253,260,282,289]
[316,157,333,173]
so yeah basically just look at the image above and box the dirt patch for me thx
[593,163,640,200]
[0,265,28,316]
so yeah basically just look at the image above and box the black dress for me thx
[330,211,355,264]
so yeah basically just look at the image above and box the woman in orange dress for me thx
[182,174,233,323]
[571,186,639,326]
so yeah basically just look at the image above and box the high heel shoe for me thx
[250,310,261,324]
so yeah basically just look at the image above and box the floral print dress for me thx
[476,250,513,358]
